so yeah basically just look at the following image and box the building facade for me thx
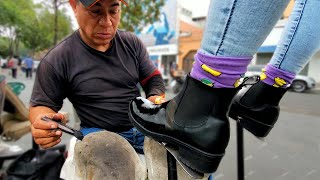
[135,0,179,85]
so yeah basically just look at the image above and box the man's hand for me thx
[31,113,66,149]
[147,95,166,104]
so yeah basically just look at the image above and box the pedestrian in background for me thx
[8,56,19,79]
[22,56,34,79]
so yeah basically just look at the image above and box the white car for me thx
[245,65,316,93]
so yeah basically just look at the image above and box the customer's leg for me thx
[201,0,289,56]
[192,0,290,88]
[130,0,290,173]
[270,0,320,74]
[230,0,320,137]
[260,0,320,89]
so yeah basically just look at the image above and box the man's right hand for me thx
[31,113,66,148]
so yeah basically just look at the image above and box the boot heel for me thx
[178,146,224,173]
[239,117,273,137]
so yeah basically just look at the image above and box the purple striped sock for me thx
[190,51,251,88]
[261,64,295,88]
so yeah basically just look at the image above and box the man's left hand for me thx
[147,95,166,104]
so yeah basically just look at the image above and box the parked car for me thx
[245,65,316,93]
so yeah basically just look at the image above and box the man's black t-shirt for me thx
[30,30,158,132]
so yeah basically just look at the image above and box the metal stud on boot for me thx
[129,75,240,173]
[229,79,288,138]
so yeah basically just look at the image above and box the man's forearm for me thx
[141,74,165,98]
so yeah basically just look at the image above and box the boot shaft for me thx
[169,76,240,127]
[239,81,288,108]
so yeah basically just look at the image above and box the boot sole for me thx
[129,108,224,173]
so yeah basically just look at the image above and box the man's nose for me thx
[99,15,112,26]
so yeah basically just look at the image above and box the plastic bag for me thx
[6,147,66,180]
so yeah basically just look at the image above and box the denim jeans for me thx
[200,0,290,57]
[80,127,145,154]
[270,0,320,73]
[200,0,320,74]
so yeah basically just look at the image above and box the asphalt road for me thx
[1,69,320,180]
[216,89,320,180]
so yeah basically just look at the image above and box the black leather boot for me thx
[229,80,288,137]
[129,75,240,173]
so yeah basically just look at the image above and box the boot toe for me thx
[129,97,168,135]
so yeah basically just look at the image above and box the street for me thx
[1,69,320,180]
[216,89,320,180]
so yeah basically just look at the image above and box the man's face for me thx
[71,0,121,51]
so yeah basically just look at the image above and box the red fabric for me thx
[140,70,161,86]
[8,60,14,68]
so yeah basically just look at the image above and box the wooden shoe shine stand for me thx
[73,131,210,180]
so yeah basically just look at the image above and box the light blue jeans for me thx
[200,0,320,74]
[270,0,320,73]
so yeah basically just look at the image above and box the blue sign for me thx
[135,0,178,47]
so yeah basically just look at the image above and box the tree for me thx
[20,7,72,54]
[0,0,35,56]
[0,0,73,57]
[120,0,165,32]
[37,0,70,45]
[0,37,10,57]
[53,0,69,45]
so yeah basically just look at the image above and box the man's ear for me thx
[69,0,78,12]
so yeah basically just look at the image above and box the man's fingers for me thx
[147,95,166,104]
[31,127,62,138]
[32,118,58,130]
[155,97,166,104]
[31,124,62,138]
[32,113,66,130]
[52,113,66,123]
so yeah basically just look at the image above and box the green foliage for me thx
[20,7,73,51]
[0,0,36,28]
[0,1,20,26]
[120,0,166,32]
[0,37,10,57]
[0,0,165,54]
[0,0,73,55]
